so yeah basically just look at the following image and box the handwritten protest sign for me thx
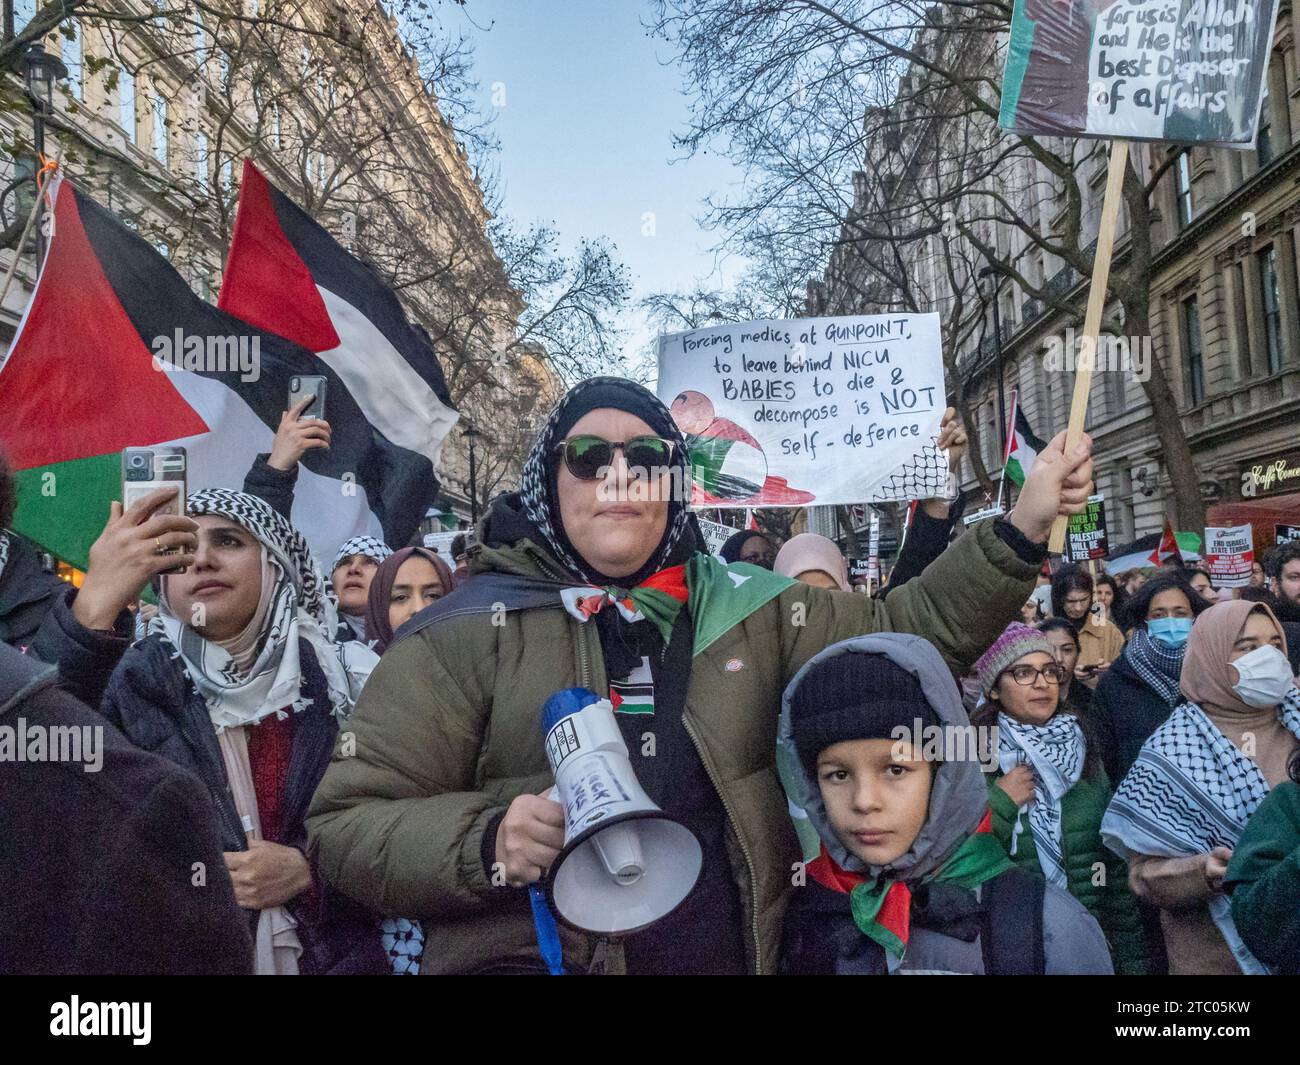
[1205,523,1255,586]
[1000,0,1279,147]
[1066,495,1111,561]
[656,314,948,507]
[697,516,737,556]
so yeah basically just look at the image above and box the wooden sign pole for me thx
[1047,137,1129,554]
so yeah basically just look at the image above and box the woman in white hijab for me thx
[774,532,851,592]
[102,489,383,975]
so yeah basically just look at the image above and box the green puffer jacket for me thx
[306,506,1038,975]
[987,769,1150,975]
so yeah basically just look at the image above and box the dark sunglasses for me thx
[555,434,676,480]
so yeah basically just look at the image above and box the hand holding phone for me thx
[269,393,333,471]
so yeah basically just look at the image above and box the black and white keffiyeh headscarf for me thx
[151,489,375,731]
[1125,627,1186,706]
[997,711,1086,888]
[518,376,699,585]
[1102,689,1300,975]
[330,535,393,574]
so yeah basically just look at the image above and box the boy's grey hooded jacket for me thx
[777,633,1114,974]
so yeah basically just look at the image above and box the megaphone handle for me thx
[528,884,565,976]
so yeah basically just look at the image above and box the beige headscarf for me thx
[1180,600,1288,716]
[773,533,850,591]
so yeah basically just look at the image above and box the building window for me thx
[195,130,208,190]
[1257,81,1274,166]
[1176,151,1194,227]
[63,22,83,102]
[153,95,168,167]
[1233,261,1251,378]
[1258,245,1283,374]
[220,157,234,195]
[119,67,136,143]
[1182,296,1204,405]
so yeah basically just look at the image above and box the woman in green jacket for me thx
[1227,749,1300,974]
[306,377,1094,975]
[973,623,1150,974]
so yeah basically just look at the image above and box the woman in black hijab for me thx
[308,376,1094,974]
[719,529,776,568]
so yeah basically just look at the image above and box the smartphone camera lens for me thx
[128,454,147,469]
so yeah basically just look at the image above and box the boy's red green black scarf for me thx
[806,809,1014,962]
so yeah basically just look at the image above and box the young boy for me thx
[777,632,1114,974]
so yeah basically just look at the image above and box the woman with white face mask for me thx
[1103,601,1300,975]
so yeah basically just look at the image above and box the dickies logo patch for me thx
[725,658,744,672]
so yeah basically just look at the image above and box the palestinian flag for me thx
[0,175,426,569]
[219,162,457,479]
[687,417,814,506]
[1148,518,1185,567]
[1004,390,1046,487]
[1103,529,1202,574]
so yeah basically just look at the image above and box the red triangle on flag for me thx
[1148,518,1184,567]
[217,160,340,353]
[0,179,209,469]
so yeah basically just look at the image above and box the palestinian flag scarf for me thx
[806,810,1014,962]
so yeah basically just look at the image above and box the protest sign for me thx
[656,314,949,507]
[421,530,461,557]
[1204,523,1255,586]
[847,558,873,587]
[1277,523,1300,544]
[697,516,737,556]
[867,512,881,581]
[1066,495,1111,561]
[999,0,1280,147]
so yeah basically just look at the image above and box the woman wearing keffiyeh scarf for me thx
[102,490,384,976]
[1103,600,1300,975]
[1089,571,1212,787]
[307,376,1097,975]
[972,623,1149,973]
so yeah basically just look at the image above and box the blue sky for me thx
[447,0,750,371]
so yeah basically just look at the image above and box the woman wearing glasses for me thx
[308,376,1094,975]
[972,623,1148,974]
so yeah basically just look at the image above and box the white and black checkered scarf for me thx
[151,489,375,730]
[1102,689,1300,974]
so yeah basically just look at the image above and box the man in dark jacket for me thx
[0,642,252,974]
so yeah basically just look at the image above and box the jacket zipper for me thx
[681,713,763,974]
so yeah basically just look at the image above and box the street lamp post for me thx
[18,42,68,260]
[463,425,481,525]
[978,266,1008,462]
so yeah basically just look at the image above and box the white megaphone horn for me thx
[540,687,703,935]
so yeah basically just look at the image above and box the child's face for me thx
[816,738,934,867]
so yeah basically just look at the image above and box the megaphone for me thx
[540,688,703,935]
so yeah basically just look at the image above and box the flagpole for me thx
[995,388,1019,514]
[1048,138,1129,553]
[0,156,58,369]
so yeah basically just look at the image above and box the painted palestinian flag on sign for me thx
[1005,394,1046,488]
[0,175,425,569]
[218,160,458,477]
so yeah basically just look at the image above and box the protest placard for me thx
[697,516,737,556]
[1205,523,1256,586]
[999,0,1280,147]
[656,314,949,507]
[1066,495,1111,561]
[1277,523,1300,544]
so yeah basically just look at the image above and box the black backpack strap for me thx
[980,867,1046,976]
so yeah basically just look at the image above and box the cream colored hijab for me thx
[773,533,850,591]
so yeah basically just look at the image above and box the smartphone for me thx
[122,446,188,573]
[289,375,328,421]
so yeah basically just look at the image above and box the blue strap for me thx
[529,885,565,975]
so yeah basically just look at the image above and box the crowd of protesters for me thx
[2,375,1299,976]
